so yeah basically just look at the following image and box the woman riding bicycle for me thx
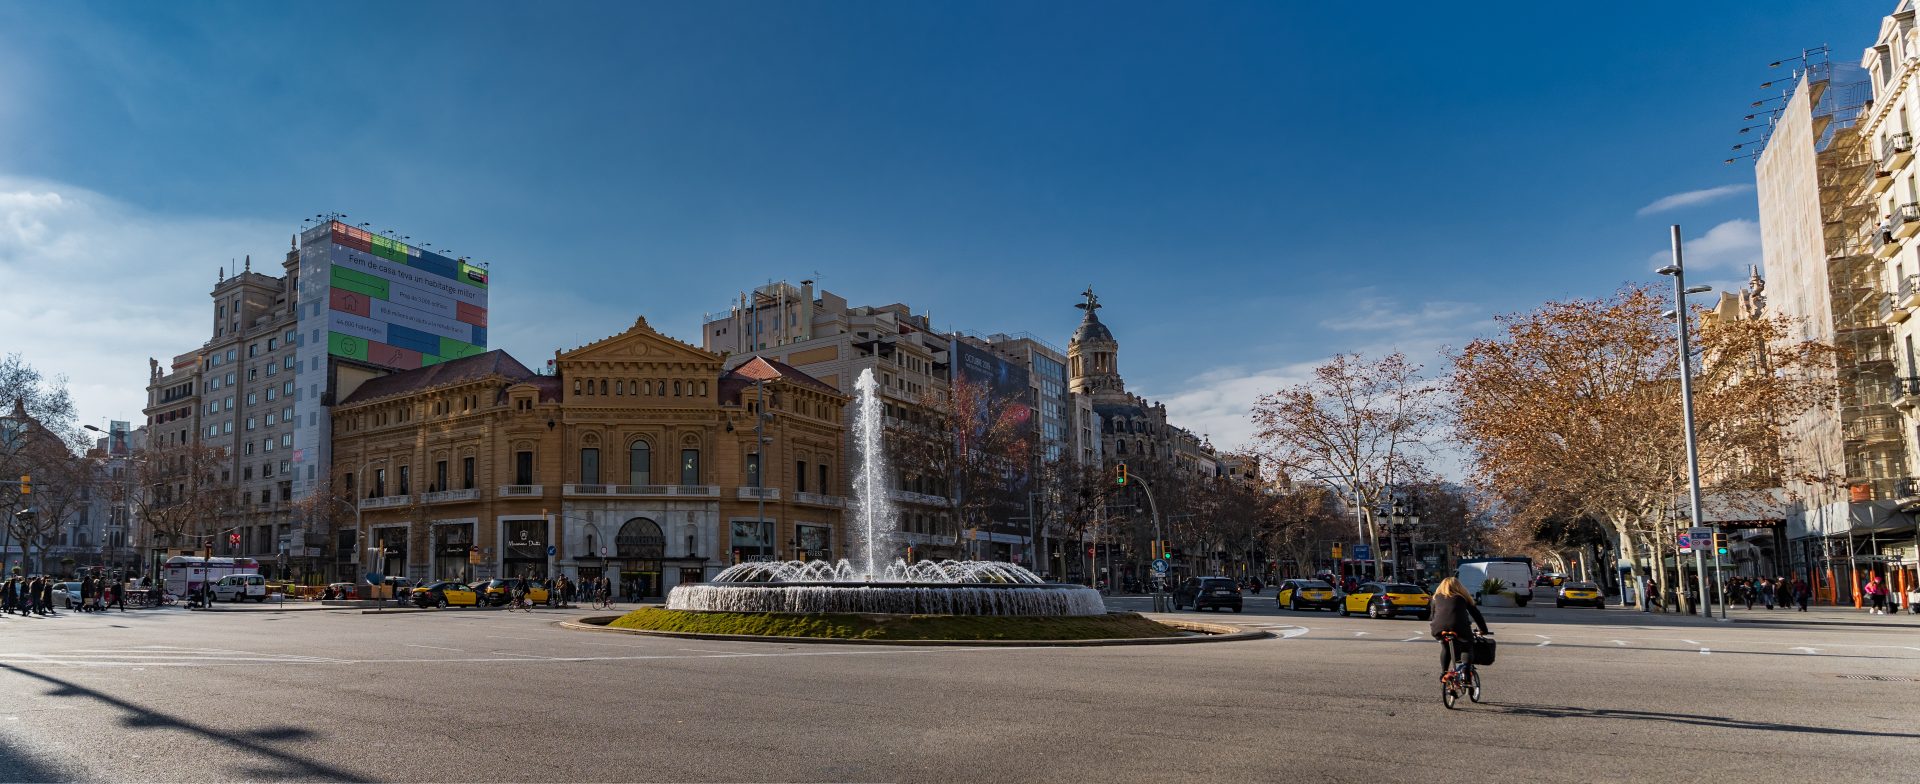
[1429,577,1490,678]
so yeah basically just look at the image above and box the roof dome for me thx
[1072,313,1114,345]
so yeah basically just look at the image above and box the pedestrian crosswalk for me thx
[0,645,350,667]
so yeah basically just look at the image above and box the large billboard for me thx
[311,221,488,372]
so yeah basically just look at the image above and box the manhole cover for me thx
[1836,674,1920,682]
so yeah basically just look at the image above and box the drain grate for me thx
[1836,674,1920,682]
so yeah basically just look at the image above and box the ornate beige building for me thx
[330,317,848,599]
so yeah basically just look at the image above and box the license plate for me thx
[1212,590,1231,596]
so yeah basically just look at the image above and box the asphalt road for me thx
[0,596,1914,783]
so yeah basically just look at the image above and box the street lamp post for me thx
[1658,225,1715,618]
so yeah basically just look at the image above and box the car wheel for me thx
[437,597,448,609]
[1419,612,1431,621]
[1556,601,1565,608]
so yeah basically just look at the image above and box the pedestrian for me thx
[1742,578,1755,611]
[111,579,126,612]
[33,577,50,616]
[1794,575,1810,611]
[1759,577,1775,610]
[1864,573,1888,615]
[79,576,94,613]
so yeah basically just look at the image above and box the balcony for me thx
[1894,378,1920,410]
[1842,414,1902,443]
[358,494,413,510]
[1887,132,1915,169]
[422,488,480,504]
[1880,294,1910,325]
[737,486,781,501]
[1898,204,1920,240]
[1902,274,1920,310]
[564,484,720,498]
[1867,162,1894,195]
[1874,226,1901,259]
[793,491,848,508]
[888,489,953,507]
[496,484,544,497]
[1898,477,1920,511]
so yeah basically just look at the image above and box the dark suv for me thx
[1174,577,1243,612]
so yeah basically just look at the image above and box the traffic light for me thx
[1713,532,1728,556]
[1115,463,1128,486]
[17,475,27,495]
[228,532,241,548]
[906,545,915,563]
[1160,548,1173,561]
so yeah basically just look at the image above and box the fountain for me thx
[667,368,1105,618]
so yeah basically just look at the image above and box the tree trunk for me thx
[1616,521,1647,610]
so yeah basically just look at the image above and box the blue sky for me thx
[0,0,1890,457]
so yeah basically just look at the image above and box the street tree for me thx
[889,377,1034,553]
[128,438,236,561]
[1251,352,1439,579]
[1447,284,1836,605]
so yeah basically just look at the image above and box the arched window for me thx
[657,381,667,396]
[629,441,652,486]
[1117,439,1128,455]
[673,380,682,396]
[616,517,665,560]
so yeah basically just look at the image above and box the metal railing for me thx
[1884,131,1914,162]
[497,484,543,496]
[358,495,413,510]
[421,488,479,504]
[564,483,718,497]
[793,491,848,508]
[737,486,781,500]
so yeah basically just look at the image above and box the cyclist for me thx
[1429,577,1490,679]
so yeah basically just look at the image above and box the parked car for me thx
[52,581,82,609]
[1173,577,1243,612]
[211,573,269,603]
[412,581,483,608]
[1276,579,1339,611]
[1556,581,1606,608]
[1341,582,1432,620]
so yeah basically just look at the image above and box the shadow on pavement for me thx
[0,664,369,782]
[0,733,78,782]
[1488,703,1920,738]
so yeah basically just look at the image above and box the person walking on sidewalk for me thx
[1864,573,1888,615]
[1758,577,1775,610]
[1793,575,1810,611]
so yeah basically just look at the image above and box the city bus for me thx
[161,556,261,599]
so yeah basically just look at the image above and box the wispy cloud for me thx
[0,174,284,424]
[1643,218,1761,272]
[1637,184,1754,216]
[1320,297,1478,333]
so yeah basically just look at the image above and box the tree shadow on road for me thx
[0,732,79,782]
[0,664,369,781]
[1486,703,1920,738]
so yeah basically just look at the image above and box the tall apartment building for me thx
[701,282,965,556]
[140,219,492,580]
[1755,46,1911,602]
[1857,3,1920,596]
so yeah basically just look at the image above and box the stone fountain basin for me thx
[667,581,1107,617]
[564,610,1273,646]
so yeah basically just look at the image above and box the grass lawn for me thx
[605,608,1187,640]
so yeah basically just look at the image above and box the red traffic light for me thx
[228,532,240,547]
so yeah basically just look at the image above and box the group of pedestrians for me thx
[1726,575,1810,611]
[1,576,56,615]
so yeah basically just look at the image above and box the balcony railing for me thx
[358,494,413,510]
[1898,204,1920,240]
[564,484,720,498]
[1898,477,1920,502]
[793,491,848,508]
[1873,225,1901,259]
[422,488,480,504]
[1866,159,1893,193]
[1879,294,1910,325]
[737,486,781,501]
[1901,274,1920,310]
[1894,377,1920,410]
[497,484,544,497]
[1886,131,1915,168]
[888,489,953,507]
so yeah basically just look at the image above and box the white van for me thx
[212,573,268,603]
[1457,558,1535,606]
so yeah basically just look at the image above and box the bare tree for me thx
[128,438,236,562]
[890,377,1034,552]
[1252,352,1438,579]
[1448,285,1836,606]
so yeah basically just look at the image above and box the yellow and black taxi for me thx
[1555,580,1605,608]
[411,581,482,608]
[1341,582,1432,620]
[478,577,549,606]
[1276,578,1339,611]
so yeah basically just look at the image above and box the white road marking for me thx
[1537,640,1551,647]
[485,635,545,642]
[405,644,464,652]
[1609,640,1629,646]
[1699,648,1711,655]
[489,651,556,659]
[1401,635,1424,642]
[1790,647,1822,655]
[1681,639,1700,646]
[1352,631,1370,637]
[678,648,753,656]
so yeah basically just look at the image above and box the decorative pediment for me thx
[558,318,721,368]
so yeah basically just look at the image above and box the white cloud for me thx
[1644,218,1761,272]
[1320,297,1477,332]
[1637,184,1754,216]
[0,175,285,425]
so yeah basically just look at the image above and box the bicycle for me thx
[507,592,532,612]
[1439,632,1489,709]
[592,591,615,611]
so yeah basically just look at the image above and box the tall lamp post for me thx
[1658,225,1717,618]
[1384,497,1420,581]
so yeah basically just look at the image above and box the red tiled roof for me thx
[338,350,537,406]
[723,356,844,397]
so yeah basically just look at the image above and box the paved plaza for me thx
[0,598,1912,783]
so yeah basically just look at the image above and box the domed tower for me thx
[1068,286,1125,403]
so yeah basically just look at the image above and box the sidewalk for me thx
[1611,601,1920,628]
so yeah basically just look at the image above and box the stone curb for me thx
[558,615,1273,646]
[1729,617,1920,629]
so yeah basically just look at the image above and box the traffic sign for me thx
[1676,531,1693,554]
[1331,543,1342,559]
[547,545,556,556]
[1353,544,1371,561]
[1151,559,1169,575]
[364,571,385,585]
